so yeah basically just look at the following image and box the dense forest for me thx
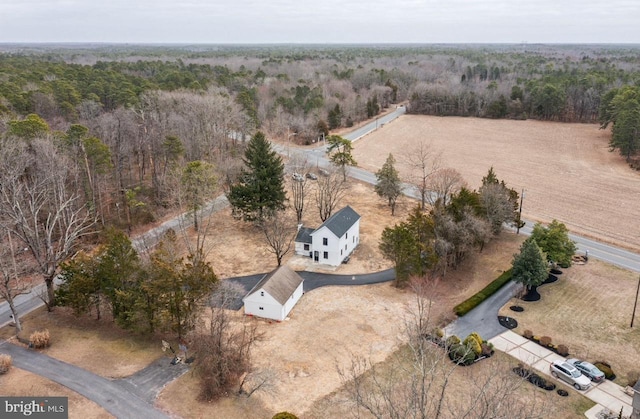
[0,43,639,232]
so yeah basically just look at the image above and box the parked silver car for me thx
[550,360,591,390]
[566,359,605,383]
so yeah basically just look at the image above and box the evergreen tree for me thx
[326,135,357,181]
[512,238,548,291]
[374,154,403,215]
[228,131,286,222]
[530,220,577,267]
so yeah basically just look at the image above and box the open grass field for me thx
[352,115,640,253]
[498,259,640,387]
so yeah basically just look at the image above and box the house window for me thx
[260,291,264,297]
[259,307,264,310]
[346,232,348,239]
[345,244,347,250]
[304,244,309,251]
[353,236,355,243]
[323,251,328,259]
[323,237,328,246]
[341,249,343,256]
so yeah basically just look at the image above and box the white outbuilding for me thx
[242,265,304,321]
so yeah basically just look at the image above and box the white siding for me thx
[294,241,312,256]
[310,220,360,267]
[282,282,304,317]
[243,289,284,321]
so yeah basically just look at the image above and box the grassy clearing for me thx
[0,306,163,379]
[499,259,640,386]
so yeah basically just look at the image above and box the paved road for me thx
[0,341,172,419]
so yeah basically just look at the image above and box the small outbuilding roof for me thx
[295,226,315,244]
[244,265,304,305]
[314,205,360,238]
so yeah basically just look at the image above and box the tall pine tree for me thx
[512,238,548,291]
[228,131,286,222]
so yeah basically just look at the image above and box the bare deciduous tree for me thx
[427,168,466,208]
[404,140,441,210]
[259,210,297,266]
[0,228,30,332]
[288,152,311,224]
[192,281,262,402]
[0,138,95,308]
[315,169,348,222]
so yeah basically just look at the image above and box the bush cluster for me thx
[273,413,299,419]
[30,329,50,349]
[522,330,569,356]
[453,269,512,316]
[594,361,616,380]
[447,331,494,366]
[0,354,12,374]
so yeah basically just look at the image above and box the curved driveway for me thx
[0,341,172,419]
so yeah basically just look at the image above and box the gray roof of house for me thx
[295,226,315,244]
[635,377,640,392]
[313,205,360,238]
[245,265,304,305]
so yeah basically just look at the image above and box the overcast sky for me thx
[0,0,638,44]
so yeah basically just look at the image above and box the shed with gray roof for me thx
[242,265,304,321]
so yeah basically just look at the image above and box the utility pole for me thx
[516,189,525,234]
[631,274,640,328]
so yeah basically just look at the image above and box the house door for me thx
[314,251,319,262]
[309,251,313,258]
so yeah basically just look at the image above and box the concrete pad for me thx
[488,335,519,353]
[584,404,605,419]
[521,340,555,358]
[508,346,540,365]
[499,331,529,346]
[585,387,633,416]
[597,380,633,405]
[531,357,552,375]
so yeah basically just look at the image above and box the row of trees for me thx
[379,168,520,286]
[57,229,217,338]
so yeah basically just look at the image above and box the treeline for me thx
[380,168,521,287]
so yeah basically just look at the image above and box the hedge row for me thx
[453,269,513,317]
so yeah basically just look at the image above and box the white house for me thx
[242,265,304,321]
[294,205,360,267]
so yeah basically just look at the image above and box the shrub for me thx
[445,335,460,347]
[481,343,494,357]
[0,354,12,374]
[539,336,552,346]
[449,343,476,365]
[594,362,615,380]
[556,344,569,357]
[463,335,482,356]
[453,269,512,316]
[434,328,445,339]
[626,371,640,387]
[30,329,50,349]
[273,413,299,419]
[523,329,533,339]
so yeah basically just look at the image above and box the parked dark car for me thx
[305,173,318,180]
[566,359,605,383]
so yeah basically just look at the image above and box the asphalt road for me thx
[0,341,171,419]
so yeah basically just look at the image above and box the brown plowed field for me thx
[352,115,640,252]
